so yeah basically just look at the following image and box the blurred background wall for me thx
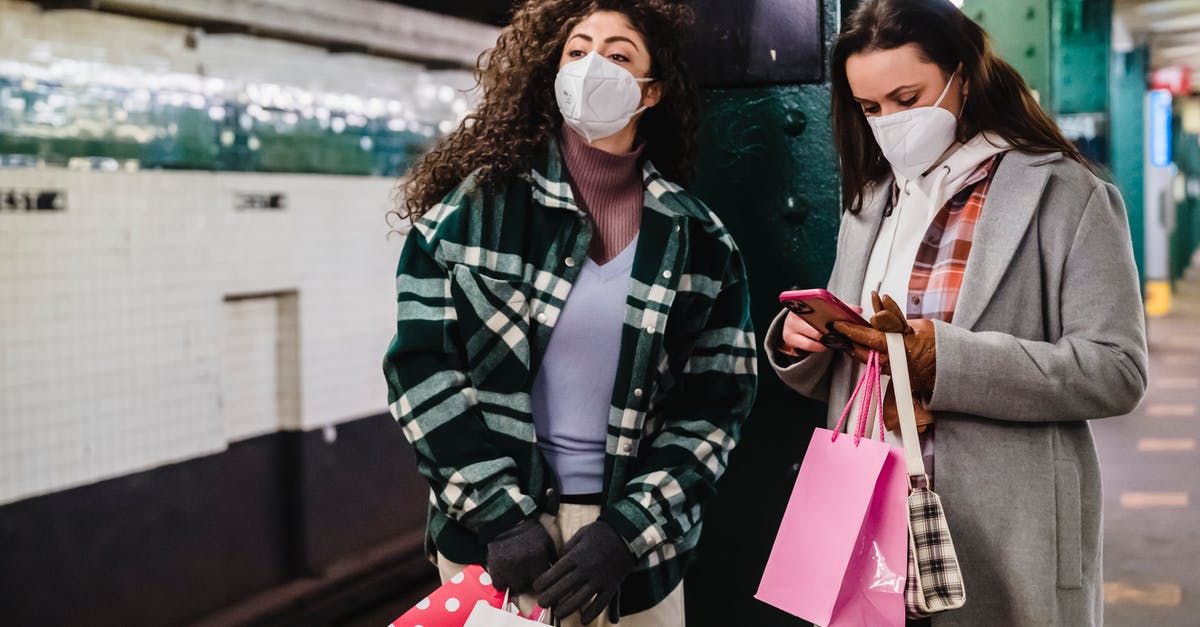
[0,1,495,624]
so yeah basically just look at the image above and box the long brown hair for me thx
[832,0,1085,213]
[395,0,697,222]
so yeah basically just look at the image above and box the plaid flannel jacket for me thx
[383,137,757,614]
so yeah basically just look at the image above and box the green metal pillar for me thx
[960,0,1109,111]
[963,0,1113,162]
[1111,46,1148,281]
[1170,116,1200,281]
[684,2,842,625]
[1052,0,1112,116]
[961,0,1053,103]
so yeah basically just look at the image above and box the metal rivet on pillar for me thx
[784,109,807,137]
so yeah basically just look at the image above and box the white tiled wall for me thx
[0,169,404,505]
[221,296,283,441]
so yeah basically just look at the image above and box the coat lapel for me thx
[823,182,890,427]
[830,180,891,302]
[952,151,1058,330]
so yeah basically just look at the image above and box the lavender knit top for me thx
[529,126,646,495]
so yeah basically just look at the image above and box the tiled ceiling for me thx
[1116,0,1200,75]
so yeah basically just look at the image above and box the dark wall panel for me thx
[0,435,291,626]
[684,1,842,626]
[295,415,429,573]
[0,413,429,627]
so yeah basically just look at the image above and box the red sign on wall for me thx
[1151,66,1192,95]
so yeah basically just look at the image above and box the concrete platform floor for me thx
[1096,254,1200,626]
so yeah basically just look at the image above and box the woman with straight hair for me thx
[766,0,1147,624]
[383,1,756,625]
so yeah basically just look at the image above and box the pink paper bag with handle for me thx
[757,352,909,626]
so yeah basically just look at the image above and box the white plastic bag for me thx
[462,590,552,627]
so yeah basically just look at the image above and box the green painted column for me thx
[1170,119,1200,281]
[961,0,1053,103]
[960,0,1109,112]
[963,0,1112,161]
[683,2,842,626]
[1052,0,1112,116]
[1111,46,1148,281]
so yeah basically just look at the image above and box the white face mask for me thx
[867,70,961,180]
[555,51,653,142]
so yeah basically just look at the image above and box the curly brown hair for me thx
[395,0,698,222]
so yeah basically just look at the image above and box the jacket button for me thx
[623,443,633,453]
[565,257,576,268]
[912,296,921,305]
[645,325,655,334]
[546,488,556,498]
[633,388,643,398]
[536,312,547,323]
[663,270,672,279]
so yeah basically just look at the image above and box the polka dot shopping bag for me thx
[390,565,544,627]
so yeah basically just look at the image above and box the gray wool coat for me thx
[767,151,1149,626]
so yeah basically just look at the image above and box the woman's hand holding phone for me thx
[779,313,828,355]
[778,304,864,356]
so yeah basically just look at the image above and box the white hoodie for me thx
[859,132,1011,317]
[848,132,1009,456]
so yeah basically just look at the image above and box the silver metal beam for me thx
[94,0,500,68]
[1116,0,1200,71]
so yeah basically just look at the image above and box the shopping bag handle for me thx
[498,589,553,624]
[831,350,885,445]
[884,332,928,482]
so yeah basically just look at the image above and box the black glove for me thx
[486,517,556,595]
[533,520,636,624]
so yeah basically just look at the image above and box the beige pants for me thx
[437,503,685,627]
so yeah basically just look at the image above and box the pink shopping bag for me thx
[757,352,909,626]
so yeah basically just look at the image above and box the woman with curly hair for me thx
[383,1,756,625]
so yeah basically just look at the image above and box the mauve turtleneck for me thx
[560,124,645,264]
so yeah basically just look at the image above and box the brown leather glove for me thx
[882,383,934,434]
[832,292,938,396]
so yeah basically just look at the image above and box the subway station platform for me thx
[4,1,1200,625]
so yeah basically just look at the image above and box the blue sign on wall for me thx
[1150,89,1173,168]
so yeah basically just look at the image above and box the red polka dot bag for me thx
[390,564,546,627]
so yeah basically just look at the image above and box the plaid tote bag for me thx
[885,333,967,618]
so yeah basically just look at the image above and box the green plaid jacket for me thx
[383,138,757,614]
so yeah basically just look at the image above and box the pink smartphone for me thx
[778,289,868,336]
